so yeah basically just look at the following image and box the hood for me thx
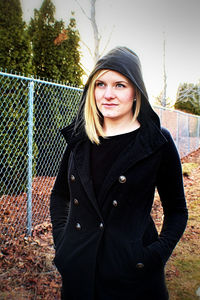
[62,46,160,143]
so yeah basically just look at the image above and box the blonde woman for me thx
[50,47,187,300]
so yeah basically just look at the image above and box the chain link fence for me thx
[0,71,82,247]
[1,71,200,246]
[154,105,200,157]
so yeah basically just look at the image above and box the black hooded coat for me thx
[50,47,188,300]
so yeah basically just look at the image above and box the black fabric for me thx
[91,129,140,201]
[50,47,188,299]
[50,125,188,299]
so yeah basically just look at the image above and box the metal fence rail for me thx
[0,71,200,246]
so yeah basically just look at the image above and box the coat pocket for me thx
[130,239,163,274]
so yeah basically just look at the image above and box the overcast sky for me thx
[21,0,200,103]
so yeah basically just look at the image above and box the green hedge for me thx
[175,83,200,116]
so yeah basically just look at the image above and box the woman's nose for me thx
[104,86,115,99]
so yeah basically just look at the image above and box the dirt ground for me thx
[0,148,200,300]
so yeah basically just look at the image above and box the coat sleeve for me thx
[149,128,188,265]
[50,145,71,248]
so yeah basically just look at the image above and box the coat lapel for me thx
[73,139,102,217]
[97,123,167,206]
[62,121,167,219]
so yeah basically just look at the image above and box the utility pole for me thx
[162,32,167,107]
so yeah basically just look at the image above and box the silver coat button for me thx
[113,200,118,207]
[119,175,126,183]
[74,198,79,205]
[76,223,81,230]
[136,263,144,269]
[99,223,104,229]
[70,174,75,181]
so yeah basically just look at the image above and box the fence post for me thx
[176,111,179,152]
[197,117,200,149]
[27,81,34,236]
[159,107,162,124]
[187,114,190,155]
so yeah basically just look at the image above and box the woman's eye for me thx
[96,82,104,87]
[116,83,125,88]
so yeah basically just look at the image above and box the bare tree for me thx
[75,0,113,64]
[90,0,100,62]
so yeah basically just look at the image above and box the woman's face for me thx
[94,70,135,123]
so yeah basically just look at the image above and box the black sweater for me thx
[91,129,140,206]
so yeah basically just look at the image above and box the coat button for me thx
[70,174,75,181]
[136,263,144,269]
[74,198,79,205]
[113,200,118,207]
[119,175,126,183]
[76,223,81,230]
[99,223,104,229]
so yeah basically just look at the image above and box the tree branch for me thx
[74,0,91,21]
[80,38,94,60]
[100,25,115,57]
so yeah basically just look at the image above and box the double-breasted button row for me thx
[75,222,104,230]
[119,175,126,183]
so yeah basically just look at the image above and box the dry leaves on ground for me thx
[0,148,200,300]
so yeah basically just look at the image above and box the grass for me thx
[165,159,200,300]
[182,162,199,177]
[166,243,200,299]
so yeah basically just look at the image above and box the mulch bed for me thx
[0,148,199,299]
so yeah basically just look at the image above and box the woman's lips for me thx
[102,103,118,107]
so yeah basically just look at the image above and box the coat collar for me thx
[60,121,87,150]
[73,139,102,218]
[97,121,167,207]
[62,121,167,218]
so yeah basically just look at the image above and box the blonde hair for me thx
[84,69,141,144]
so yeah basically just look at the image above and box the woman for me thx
[50,47,188,300]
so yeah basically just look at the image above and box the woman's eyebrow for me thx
[115,80,128,84]
[95,80,129,84]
